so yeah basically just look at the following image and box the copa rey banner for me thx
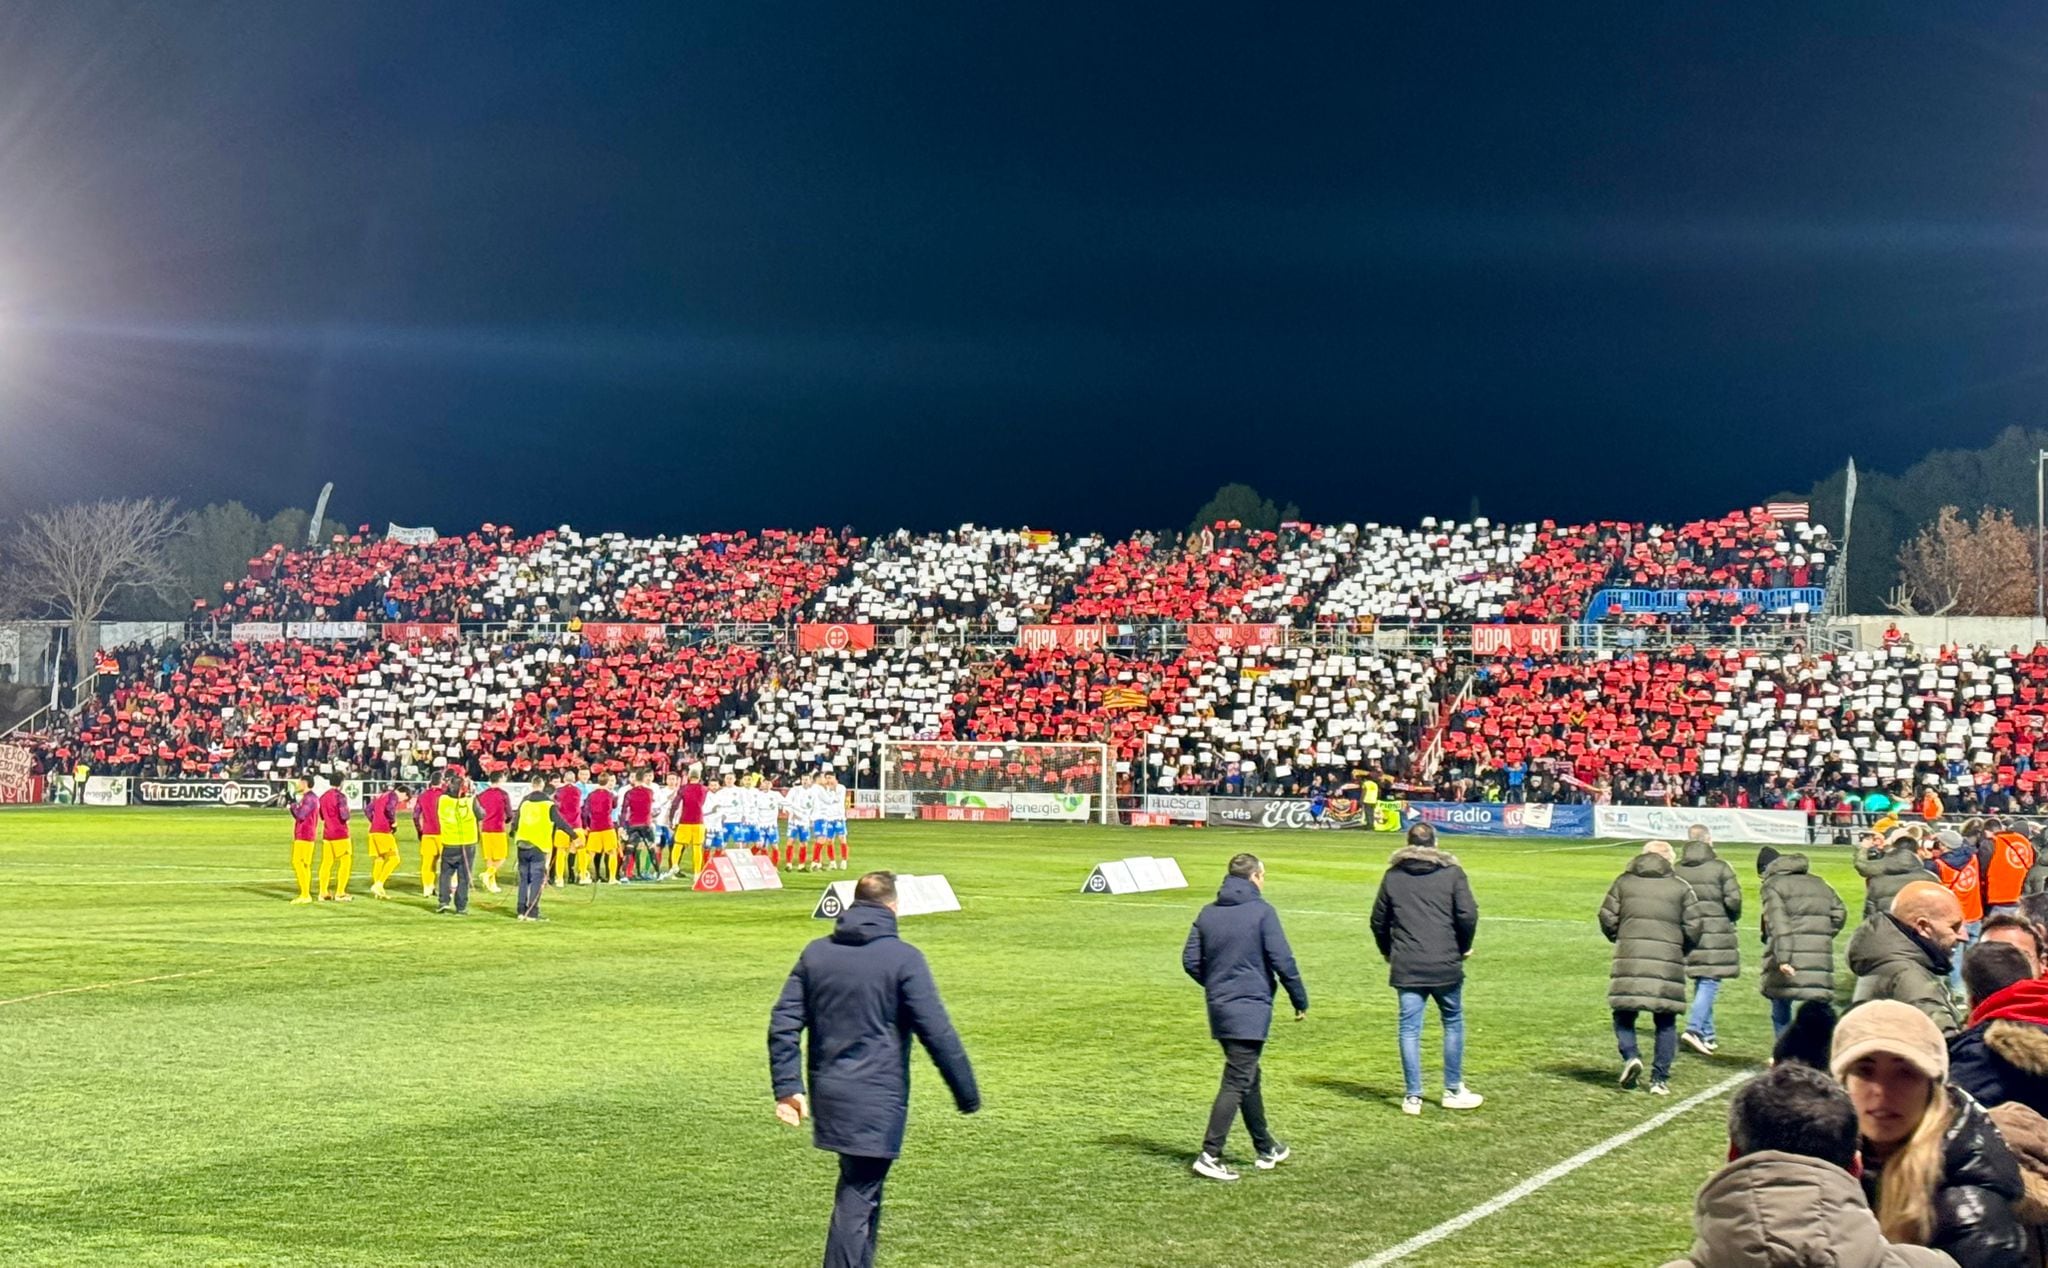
[796,623,877,651]
[1400,801,1597,837]
[135,779,291,807]
[1593,804,1809,846]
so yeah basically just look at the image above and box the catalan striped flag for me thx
[1765,501,1810,521]
[1100,686,1150,712]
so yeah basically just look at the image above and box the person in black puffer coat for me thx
[1758,852,1846,1039]
[1676,826,1742,1057]
[1831,1000,2027,1268]
[1370,822,1480,1114]
[1599,841,1705,1094]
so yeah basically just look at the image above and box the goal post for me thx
[877,740,1115,825]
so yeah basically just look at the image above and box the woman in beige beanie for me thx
[1831,999,2027,1267]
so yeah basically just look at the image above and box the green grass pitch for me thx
[0,810,1864,1266]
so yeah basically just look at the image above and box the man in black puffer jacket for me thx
[769,871,980,1268]
[1371,822,1481,1116]
[1183,852,1310,1182]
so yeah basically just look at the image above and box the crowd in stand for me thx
[809,527,1105,627]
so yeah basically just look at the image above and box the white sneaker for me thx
[1649,1081,1670,1097]
[1401,1096,1423,1116]
[1254,1143,1290,1170]
[1441,1086,1484,1111]
[1191,1152,1238,1182]
[1620,1057,1643,1089]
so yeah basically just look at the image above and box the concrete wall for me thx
[1843,615,2048,650]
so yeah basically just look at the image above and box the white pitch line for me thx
[0,953,322,1008]
[1350,1071,1749,1268]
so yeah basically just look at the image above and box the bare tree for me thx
[7,499,186,682]
[1894,505,2035,616]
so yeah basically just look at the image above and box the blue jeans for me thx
[1685,978,1720,1043]
[1397,986,1465,1099]
[1770,997,1794,1037]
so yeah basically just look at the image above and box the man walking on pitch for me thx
[1370,822,1482,1115]
[1599,841,1704,1095]
[1183,852,1309,1180]
[1675,824,1741,1056]
[768,871,980,1268]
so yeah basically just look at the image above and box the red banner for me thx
[1016,624,1108,652]
[920,804,1011,823]
[581,623,666,649]
[797,623,877,652]
[1185,623,1284,652]
[382,622,460,644]
[1470,624,1564,656]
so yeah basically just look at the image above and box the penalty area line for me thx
[1350,1070,1749,1268]
[0,952,333,1008]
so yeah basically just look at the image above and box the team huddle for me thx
[284,763,851,918]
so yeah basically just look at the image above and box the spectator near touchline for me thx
[1370,821,1482,1116]
[1599,841,1704,1096]
[1676,824,1741,1057]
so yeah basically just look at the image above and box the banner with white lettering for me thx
[232,623,285,643]
[1141,793,1211,823]
[285,622,369,641]
[1016,625,1109,652]
[386,524,439,545]
[1593,805,1809,846]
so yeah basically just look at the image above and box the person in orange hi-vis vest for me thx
[1920,787,1945,823]
[1931,828,1983,995]
[1985,819,2036,917]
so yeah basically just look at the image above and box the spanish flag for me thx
[1101,686,1150,712]
[1022,529,1055,547]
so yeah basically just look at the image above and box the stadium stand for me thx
[809,526,1106,626]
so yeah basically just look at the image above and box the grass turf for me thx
[0,810,1865,1266]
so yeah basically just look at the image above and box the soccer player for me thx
[823,772,850,870]
[585,769,619,885]
[366,782,405,899]
[701,772,735,856]
[782,772,815,872]
[649,771,678,877]
[552,770,585,887]
[621,768,656,883]
[413,776,446,898]
[475,770,512,894]
[513,774,573,922]
[671,765,709,879]
[288,776,318,905]
[318,773,354,902]
[749,773,781,866]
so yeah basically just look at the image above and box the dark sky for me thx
[4,3,2048,538]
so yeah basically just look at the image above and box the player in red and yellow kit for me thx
[551,773,585,887]
[317,775,354,902]
[413,779,447,898]
[365,783,405,898]
[287,777,318,905]
[583,770,620,885]
[475,771,512,894]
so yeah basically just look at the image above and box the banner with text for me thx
[1016,624,1108,652]
[1141,793,1211,823]
[385,524,439,545]
[135,778,291,807]
[1210,797,1391,831]
[285,621,369,641]
[1593,805,1808,846]
[797,623,877,652]
[83,776,131,807]
[0,743,39,804]
[232,623,285,643]
[1470,624,1564,656]
[381,622,460,644]
[1401,801,1596,838]
[942,790,1091,821]
[1185,623,1284,652]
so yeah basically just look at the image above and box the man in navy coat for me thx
[1183,852,1310,1181]
[770,871,980,1268]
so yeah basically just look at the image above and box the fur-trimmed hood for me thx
[1388,845,1461,873]
[1988,1020,2048,1078]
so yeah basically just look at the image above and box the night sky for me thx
[3,3,2047,538]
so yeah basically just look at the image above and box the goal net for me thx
[877,740,1114,825]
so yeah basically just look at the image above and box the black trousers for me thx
[825,1153,893,1268]
[438,844,472,912]
[1202,1038,1275,1156]
[516,844,547,917]
[1613,1009,1678,1082]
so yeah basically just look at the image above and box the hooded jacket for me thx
[1848,914,1965,1038]
[1677,840,1743,980]
[1659,1149,1958,1268]
[767,901,979,1159]
[1949,976,2048,1118]
[1183,874,1309,1040]
[1369,846,1478,992]
[1860,1085,2026,1268]
[1857,844,1929,920]
[1758,854,1847,1003]
[1599,852,1706,1013]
